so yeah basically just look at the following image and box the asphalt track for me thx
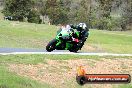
[0,48,132,56]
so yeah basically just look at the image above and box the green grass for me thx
[0,54,100,88]
[0,65,52,88]
[0,20,57,48]
[0,54,101,64]
[0,55,132,88]
[1,54,132,65]
[88,30,132,53]
[0,20,132,53]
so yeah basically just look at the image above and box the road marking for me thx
[0,52,132,56]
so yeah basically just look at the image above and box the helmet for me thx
[78,23,87,30]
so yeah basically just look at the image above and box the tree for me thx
[120,0,132,31]
[27,9,41,24]
[76,0,91,24]
[2,0,34,21]
[98,0,114,18]
[95,0,114,30]
[45,0,69,25]
[66,0,92,25]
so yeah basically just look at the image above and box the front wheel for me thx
[46,39,57,52]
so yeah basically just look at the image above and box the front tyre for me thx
[46,39,57,52]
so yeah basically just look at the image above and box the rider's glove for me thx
[72,37,79,43]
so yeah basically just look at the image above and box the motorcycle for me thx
[46,29,82,52]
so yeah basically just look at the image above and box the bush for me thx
[2,0,34,22]
[91,17,124,31]
[95,17,108,30]
[27,10,41,24]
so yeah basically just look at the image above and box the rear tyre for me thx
[69,44,79,52]
[46,39,57,52]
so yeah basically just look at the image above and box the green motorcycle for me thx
[46,29,81,52]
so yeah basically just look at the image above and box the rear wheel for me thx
[69,44,79,52]
[46,39,57,52]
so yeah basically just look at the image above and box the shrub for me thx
[27,10,41,24]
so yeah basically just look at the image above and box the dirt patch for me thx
[82,45,96,51]
[81,44,104,52]
[8,58,132,88]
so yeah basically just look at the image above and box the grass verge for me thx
[0,20,132,53]
[0,54,132,88]
[0,65,52,88]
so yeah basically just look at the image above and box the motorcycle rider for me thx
[57,24,71,35]
[57,23,78,41]
[57,23,89,49]
[70,23,89,49]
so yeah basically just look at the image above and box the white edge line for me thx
[0,52,132,56]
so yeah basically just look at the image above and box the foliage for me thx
[0,66,52,88]
[2,0,132,30]
[44,0,69,25]
[90,0,131,31]
[2,0,35,21]
[27,10,42,24]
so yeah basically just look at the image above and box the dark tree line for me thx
[2,0,132,31]
[2,0,34,21]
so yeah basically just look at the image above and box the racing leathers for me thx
[70,24,89,49]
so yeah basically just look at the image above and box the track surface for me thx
[0,48,132,56]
